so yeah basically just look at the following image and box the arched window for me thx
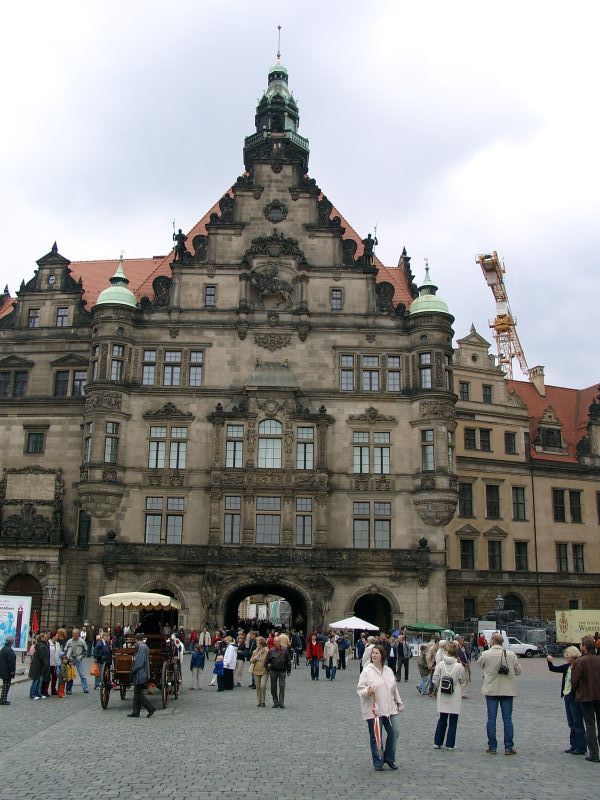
[504,593,524,620]
[258,419,282,468]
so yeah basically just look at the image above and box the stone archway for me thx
[134,580,187,634]
[222,578,311,633]
[504,593,525,620]
[4,574,43,624]
[346,584,400,633]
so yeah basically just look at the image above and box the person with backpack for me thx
[432,641,466,750]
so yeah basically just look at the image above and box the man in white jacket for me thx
[222,637,237,691]
[479,632,521,755]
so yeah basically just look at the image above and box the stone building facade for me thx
[0,62,458,632]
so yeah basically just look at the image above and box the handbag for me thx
[90,661,100,677]
[248,663,254,674]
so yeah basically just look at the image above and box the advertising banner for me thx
[0,595,32,651]
[555,609,600,643]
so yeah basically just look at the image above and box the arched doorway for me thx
[223,582,309,634]
[354,593,391,633]
[138,588,179,634]
[504,594,524,620]
[4,574,43,625]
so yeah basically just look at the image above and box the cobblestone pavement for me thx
[0,655,593,800]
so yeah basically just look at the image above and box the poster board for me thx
[555,610,600,643]
[0,595,32,651]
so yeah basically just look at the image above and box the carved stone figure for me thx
[362,233,378,261]
[172,228,190,262]
[250,266,294,309]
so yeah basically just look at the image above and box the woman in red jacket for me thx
[306,632,324,681]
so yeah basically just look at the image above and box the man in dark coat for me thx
[28,632,50,699]
[128,633,156,718]
[265,636,291,709]
[571,635,600,762]
[0,635,17,704]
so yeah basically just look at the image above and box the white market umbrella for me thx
[328,615,379,631]
[99,591,181,610]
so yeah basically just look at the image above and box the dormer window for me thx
[540,427,561,448]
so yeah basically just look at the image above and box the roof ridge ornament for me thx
[276,24,282,63]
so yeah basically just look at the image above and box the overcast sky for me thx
[2,1,598,389]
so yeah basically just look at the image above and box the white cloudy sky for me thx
[1,0,599,389]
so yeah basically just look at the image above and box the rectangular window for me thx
[353,518,370,549]
[26,431,45,454]
[541,427,562,448]
[77,510,91,546]
[485,484,501,519]
[225,424,244,468]
[572,544,585,573]
[53,370,69,398]
[458,483,473,517]
[553,489,566,522]
[459,382,470,401]
[460,538,475,570]
[142,350,156,386]
[224,495,241,544]
[505,432,517,455]
[515,541,529,571]
[569,599,580,610]
[361,355,380,391]
[84,420,93,463]
[296,427,314,470]
[464,428,476,450]
[163,351,181,386]
[189,350,203,387]
[110,359,123,382]
[204,286,216,307]
[482,384,492,404]
[387,356,401,392]
[464,598,476,619]
[447,430,454,471]
[166,511,183,544]
[352,431,370,474]
[340,354,355,391]
[330,288,343,311]
[257,437,282,469]
[512,487,527,521]
[295,497,313,546]
[556,543,569,573]
[569,490,582,523]
[256,494,281,545]
[145,513,162,544]
[112,345,124,358]
[374,519,390,549]
[0,372,10,398]
[14,371,28,398]
[148,440,166,469]
[72,370,87,397]
[479,429,492,452]
[27,308,40,328]
[56,307,68,327]
[373,432,390,475]
[169,441,187,470]
[421,429,434,471]
[487,540,502,571]
[104,422,119,464]
[145,497,184,544]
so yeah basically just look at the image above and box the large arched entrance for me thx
[138,588,179,634]
[354,593,391,633]
[504,593,524,620]
[4,574,43,624]
[223,582,309,634]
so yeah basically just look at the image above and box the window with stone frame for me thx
[257,419,282,469]
[459,381,470,401]
[569,490,582,523]
[83,421,93,463]
[485,484,501,519]
[459,538,475,570]
[330,287,343,311]
[458,482,474,517]
[443,354,452,391]
[188,351,204,387]
[224,495,241,544]
[90,345,99,381]
[255,496,281,544]
[552,489,566,522]
[482,384,493,404]
[464,428,477,450]
[487,539,502,571]
[163,350,181,386]
[55,307,69,327]
[296,426,314,470]
[104,421,119,464]
[147,425,187,470]
[77,510,91,546]
[540,426,562,449]
[572,543,585,573]
[352,501,391,549]
[504,431,517,455]
[27,308,41,328]
[512,486,527,521]
[142,350,156,386]
[204,285,216,307]
[386,355,401,391]
[479,429,492,452]
[25,430,45,454]
[295,497,313,546]
[556,543,569,573]
[53,368,87,398]
[0,369,29,398]
[144,496,184,544]
[225,424,244,468]
[514,541,529,571]
[361,355,380,391]
[110,344,125,382]
[419,352,432,389]
[340,354,355,391]
[421,429,434,471]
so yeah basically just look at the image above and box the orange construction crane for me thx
[477,251,529,379]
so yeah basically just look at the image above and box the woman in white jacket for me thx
[432,641,466,750]
[357,644,404,770]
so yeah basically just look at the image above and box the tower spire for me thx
[276,24,282,63]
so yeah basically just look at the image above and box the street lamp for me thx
[45,583,57,630]
[494,594,506,631]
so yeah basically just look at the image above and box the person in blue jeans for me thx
[64,629,89,693]
[547,647,586,754]
[479,632,521,754]
[432,642,466,750]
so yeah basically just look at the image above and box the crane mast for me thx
[477,251,529,379]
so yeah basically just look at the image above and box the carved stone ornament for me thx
[141,275,172,310]
[417,571,429,588]
[85,392,122,412]
[348,407,397,423]
[242,230,309,269]
[314,195,344,231]
[143,402,194,421]
[256,398,287,414]
[254,334,291,352]
[263,199,288,223]
[169,328,180,339]
[375,281,395,313]
[267,312,279,327]
[250,266,294,310]
[375,477,391,491]
[342,239,358,267]
[236,321,249,341]
[297,322,310,342]
[413,496,457,527]
[169,473,184,487]
[419,400,455,420]
[289,175,320,200]
[0,502,61,544]
[192,234,208,263]
[209,194,236,226]
[353,477,370,491]
[366,333,376,343]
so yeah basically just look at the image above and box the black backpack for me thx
[439,663,457,695]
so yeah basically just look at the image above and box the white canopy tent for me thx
[328,615,379,631]
[99,591,181,610]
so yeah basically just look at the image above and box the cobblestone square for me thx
[0,655,592,800]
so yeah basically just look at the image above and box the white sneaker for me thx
[445,747,455,751]
[433,745,441,750]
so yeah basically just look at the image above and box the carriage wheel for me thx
[119,681,128,700]
[100,663,111,710]
[173,662,181,699]
[161,661,169,709]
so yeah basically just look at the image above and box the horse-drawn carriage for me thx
[98,592,182,710]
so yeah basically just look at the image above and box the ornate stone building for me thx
[0,61,459,631]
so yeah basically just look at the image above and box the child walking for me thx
[190,644,205,690]
[416,644,429,694]
[213,654,224,692]
[432,641,466,750]
[57,654,69,698]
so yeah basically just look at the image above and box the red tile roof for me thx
[507,380,599,463]
[0,293,15,320]
[66,181,413,309]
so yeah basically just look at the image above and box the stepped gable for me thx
[508,380,599,462]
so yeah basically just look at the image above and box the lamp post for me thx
[45,583,57,630]
[494,594,506,631]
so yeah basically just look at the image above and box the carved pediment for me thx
[50,353,89,367]
[506,390,527,408]
[241,230,309,270]
[143,402,194,421]
[539,406,561,425]
[0,355,34,369]
[455,524,480,538]
[348,407,397,424]
[483,525,508,539]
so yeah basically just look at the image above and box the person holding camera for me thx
[478,632,521,755]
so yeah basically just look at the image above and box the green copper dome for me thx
[409,266,450,316]
[96,256,137,309]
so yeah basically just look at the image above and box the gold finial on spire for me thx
[276,24,282,62]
